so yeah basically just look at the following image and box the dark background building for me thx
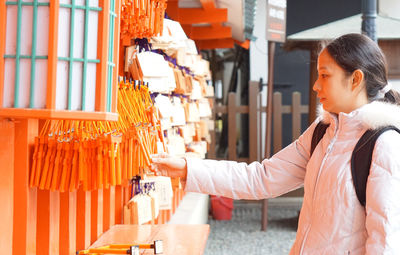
[274,0,362,147]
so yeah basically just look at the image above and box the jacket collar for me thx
[318,101,400,130]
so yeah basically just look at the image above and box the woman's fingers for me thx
[150,153,170,160]
[151,157,170,164]
[150,157,173,176]
[150,154,187,179]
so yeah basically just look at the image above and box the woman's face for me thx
[313,48,355,114]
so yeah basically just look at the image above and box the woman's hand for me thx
[151,154,188,181]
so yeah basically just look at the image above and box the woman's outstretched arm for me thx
[152,121,319,200]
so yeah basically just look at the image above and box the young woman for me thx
[151,33,400,254]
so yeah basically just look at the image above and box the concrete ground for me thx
[204,198,302,255]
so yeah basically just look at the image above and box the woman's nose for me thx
[313,80,320,92]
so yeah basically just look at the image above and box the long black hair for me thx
[325,33,400,105]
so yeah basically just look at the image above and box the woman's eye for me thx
[320,74,327,78]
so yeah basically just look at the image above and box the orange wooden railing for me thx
[0,118,184,254]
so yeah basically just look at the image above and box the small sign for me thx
[266,0,287,42]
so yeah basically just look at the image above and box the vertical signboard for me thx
[266,0,287,42]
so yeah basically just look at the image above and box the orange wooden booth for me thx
[0,1,193,254]
[0,1,125,254]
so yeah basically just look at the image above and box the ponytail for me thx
[381,90,400,105]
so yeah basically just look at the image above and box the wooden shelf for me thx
[89,224,210,255]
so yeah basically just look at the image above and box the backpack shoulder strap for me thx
[310,121,330,157]
[351,126,400,206]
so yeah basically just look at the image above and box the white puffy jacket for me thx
[185,101,400,254]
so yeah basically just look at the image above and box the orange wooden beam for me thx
[191,26,231,40]
[177,8,227,24]
[196,38,234,50]
[46,0,60,109]
[96,0,110,112]
[0,1,6,107]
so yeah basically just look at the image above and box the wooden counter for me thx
[88,224,210,255]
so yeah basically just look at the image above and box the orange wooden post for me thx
[164,210,168,224]
[103,188,111,231]
[0,1,6,107]
[50,192,60,255]
[96,0,110,112]
[46,0,60,109]
[36,190,50,255]
[110,186,116,227]
[122,185,130,223]
[103,186,116,230]
[158,211,163,224]
[166,209,171,222]
[59,191,77,255]
[13,119,38,255]
[0,120,15,254]
[124,185,130,205]
[59,193,68,255]
[91,190,103,244]
[164,210,169,223]
[118,41,124,76]
[26,188,38,254]
[111,0,121,113]
[155,210,159,225]
[69,191,77,253]
[37,190,60,255]
[115,185,123,224]
[76,188,91,251]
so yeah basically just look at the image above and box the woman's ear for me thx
[351,69,364,91]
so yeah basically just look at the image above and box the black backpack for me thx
[310,121,400,206]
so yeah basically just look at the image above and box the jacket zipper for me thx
[299,119,339,254]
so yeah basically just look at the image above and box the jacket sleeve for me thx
[184,120,319,200]
[365,130,400,254]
